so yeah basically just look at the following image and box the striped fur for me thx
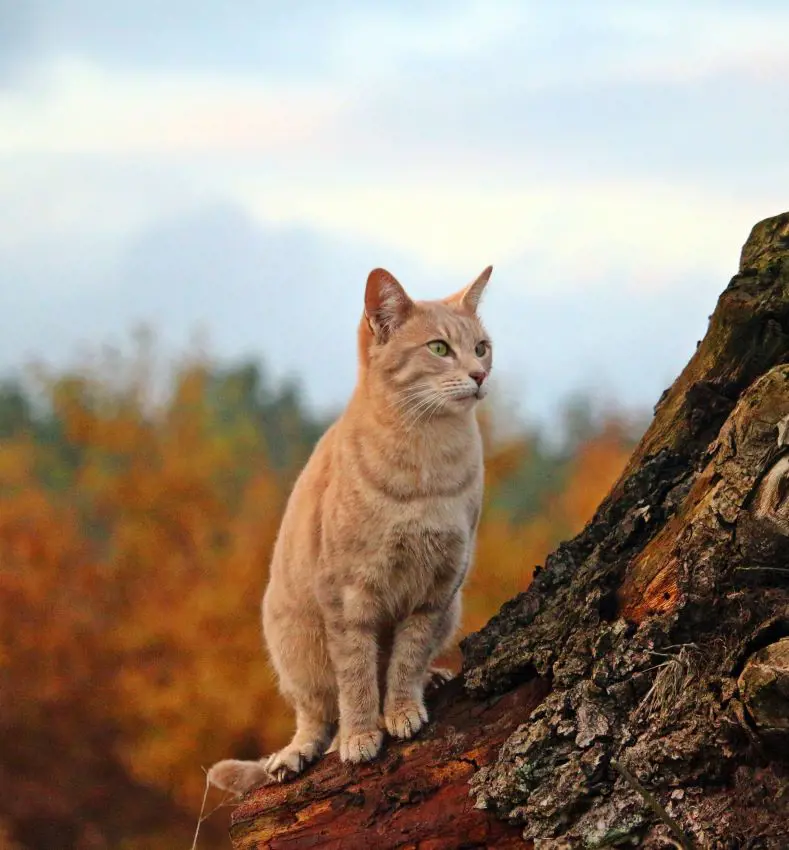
[209,266,493,792]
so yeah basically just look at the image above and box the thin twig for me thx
[190,769,211,850]
[188,768,236,850]
[610,759,694,850]
[736,565,789,574]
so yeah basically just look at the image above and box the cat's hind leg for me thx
[210,673,336,790]
[423,595,461,690]
[208,697,335,793]
[264,700,335,782]
[424,665,454,690]
[262,581,340,779]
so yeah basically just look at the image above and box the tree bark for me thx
[227,212,789,849]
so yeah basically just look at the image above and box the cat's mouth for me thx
[453,388,484,404]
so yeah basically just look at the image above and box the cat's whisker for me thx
[397,397,436,429]
[392,392,432,415]
[387,385,434,416]
[425,394,448,425]
[402,392,445,433]
[392,397,438,448]
[392,383,430,401]
[401,400,437,433]
[397,386,438,417]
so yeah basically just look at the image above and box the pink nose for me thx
[469,371,486,387]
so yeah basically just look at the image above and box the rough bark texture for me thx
[228,213,789,849]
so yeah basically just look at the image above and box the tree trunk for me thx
[227,213,789,849]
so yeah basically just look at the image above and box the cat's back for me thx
[268,419,341,582]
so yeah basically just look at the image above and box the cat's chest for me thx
[387,522,467,570]
[373,520,470,614]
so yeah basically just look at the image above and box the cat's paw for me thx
[384,701,428,739]
[425,666,454,690]
[339,730,383,763]
[264,741,323,783]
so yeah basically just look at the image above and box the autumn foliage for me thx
[0,343,639,849]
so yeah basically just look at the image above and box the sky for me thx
[1,1,788,425]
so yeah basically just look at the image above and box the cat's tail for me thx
[207,758,271,795]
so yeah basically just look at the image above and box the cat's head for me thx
[358,267,493,419]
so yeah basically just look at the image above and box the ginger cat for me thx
[209,266,493,793]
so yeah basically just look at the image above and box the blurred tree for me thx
[0,344,640,849]
[0,381,32,439]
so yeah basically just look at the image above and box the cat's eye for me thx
[427,340,450,357]
[475,341,489,357]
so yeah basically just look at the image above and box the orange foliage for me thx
[553,423,633,532]
[0,351,636,849]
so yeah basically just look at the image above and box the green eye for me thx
[427,340,450,357]
[475,341,488,357]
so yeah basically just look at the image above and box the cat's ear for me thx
[447,266,493,313]
[364,268,414,341]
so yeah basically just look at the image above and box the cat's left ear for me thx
[448,266,492,314]
[365,268,414,342]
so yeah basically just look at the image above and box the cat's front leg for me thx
[324,598,383,764]
[383,605,448,740]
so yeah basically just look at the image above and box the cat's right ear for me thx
[364,269,414,342]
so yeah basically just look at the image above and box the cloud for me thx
[487,263,717,423]
[18,0,340,76]
[0,2,34,81]
[9,2,788,85]
[233,178,767,293]
[8,1,500,80]
[0,154,204,269]
[0,58,344,156]
[0,1,786,422]
[0,199,433,410]
[336,6,789,191]
[0,198,728,423]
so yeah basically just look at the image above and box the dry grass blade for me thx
[635,645,699,723]
[190,768,236,850]
[190,770,211,850]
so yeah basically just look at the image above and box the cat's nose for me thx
[469,371,486,387]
